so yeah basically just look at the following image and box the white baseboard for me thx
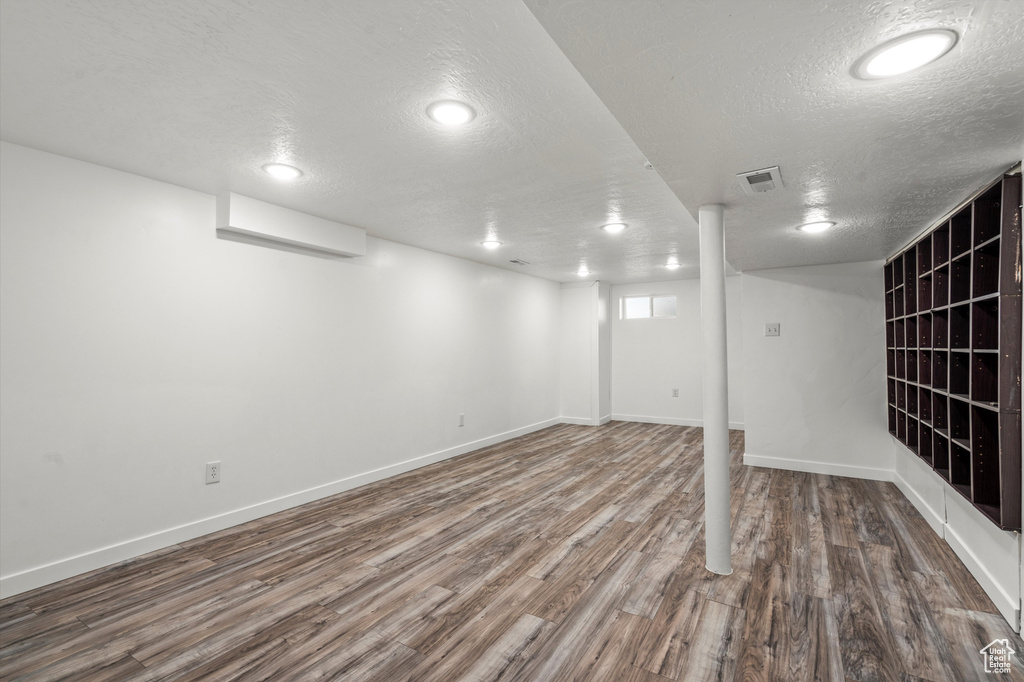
[943,523,1021,631]
[560,416,599,426]
[892,469,945,536]
[742,452,893,481]
[612,413,745,430]
[0,417,562,599]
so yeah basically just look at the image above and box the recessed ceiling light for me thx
[797,221,835,233]
[481,240,502,249]
[262,163,303,180]
[853,29,957,79]
[427,100,476,126]
[601,223,627,234]
[577,265,591,277]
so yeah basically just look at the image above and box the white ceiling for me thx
[1,1,1021,282]
[525,0,1024,272]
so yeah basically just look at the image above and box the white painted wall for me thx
[559,283,595,423]
[558,281,611,426]
[610,277,744,428]
[740,261,893,478]
[0,142,562,596]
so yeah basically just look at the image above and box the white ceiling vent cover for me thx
[217,193,366,257]
[737,166,784,195]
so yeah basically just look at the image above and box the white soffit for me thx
[216,193,366,258]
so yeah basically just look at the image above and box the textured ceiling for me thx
[1,1,1022,282]
[0,0,698,283]
[524,0,1024,271]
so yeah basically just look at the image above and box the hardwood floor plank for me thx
[786,591,844,682]
[861,543,957,681]
[569,609,659,682]
[827,544,902,682]
[507,549,646,681]
[734,558,790,682]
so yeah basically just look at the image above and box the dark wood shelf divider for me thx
[883,170,1021,531]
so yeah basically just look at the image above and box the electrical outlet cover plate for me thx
[206,461,221,484]
[765,323,781,337]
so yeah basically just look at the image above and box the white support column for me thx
[699,203,732,575]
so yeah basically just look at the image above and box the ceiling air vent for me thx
[509,259,530,266]
[737,166,784,195]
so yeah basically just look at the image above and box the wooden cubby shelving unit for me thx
[885,170,1022,531]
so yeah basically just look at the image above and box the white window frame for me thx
[621,295,676,319]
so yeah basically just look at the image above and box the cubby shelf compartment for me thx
[950,206,971,258]
[918,276,932,311]
[949,352,969,397]
[907,386,919,416]
[974,182,1003,246]
[972,299,998,350]
[917,238,932,275]
[919,387,933,423]
[934,433,951,481]
[933,394,948,434]
[933,222,950,267]
[949,304,970,349]
[949,256,971,304]
[933,351,948,391]
[950,443,971,499]
[883,171,1021,531]
[918,313,932,349]
[971,352,998,404]
[907,417,920,452]
[905,255,918,314]
[919,350,932,386]
[973,240,999,298]
[919,424,934,465]
[933,266,949,308]
[933,310,948,349]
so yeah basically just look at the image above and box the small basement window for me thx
[622,295,676,319]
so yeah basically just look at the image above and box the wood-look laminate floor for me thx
[2,422,1022,681]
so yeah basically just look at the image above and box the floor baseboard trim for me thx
[0,416,562,599]
[559,416,599,426]
[943,523,1021,631]
[892,470,946,536]
[612,414,745,430]
[743,453,893,481]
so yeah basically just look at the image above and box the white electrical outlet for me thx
[765,322,781,337]
[206,461,221,484]
[672,388,679,398]
[459,413,465,427]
